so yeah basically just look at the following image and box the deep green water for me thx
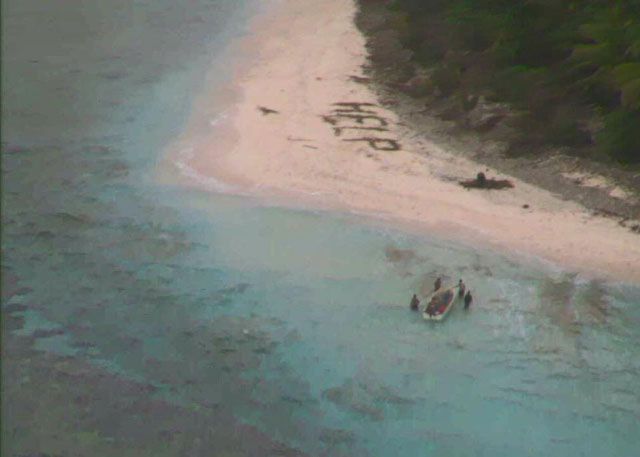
[2,1,639,456]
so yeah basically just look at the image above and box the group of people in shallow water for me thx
[409,277,473,313]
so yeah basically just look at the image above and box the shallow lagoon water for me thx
[2,1,640,456]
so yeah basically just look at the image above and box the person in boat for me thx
[425,302,435,316]
[434,277,442,291]
[410,293,420,311]
[425,295,438,316]
[464,291,473,309]
[458,279,466,298]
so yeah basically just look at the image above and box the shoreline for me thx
[162,0,640,284]
[352,0,640,224]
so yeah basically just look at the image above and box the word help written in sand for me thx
[322,103,400,151]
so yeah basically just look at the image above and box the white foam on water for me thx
[209,111,229,127]
[173,146,234,193]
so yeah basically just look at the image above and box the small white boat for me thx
[422,286,458,321]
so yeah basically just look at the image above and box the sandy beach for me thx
[165,0,640,283]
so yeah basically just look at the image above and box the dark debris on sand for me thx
[460,172,514,190]
[258,106,279,115]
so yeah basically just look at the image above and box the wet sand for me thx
[166,0,640,283]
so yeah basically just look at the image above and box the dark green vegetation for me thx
[373,0,640,163]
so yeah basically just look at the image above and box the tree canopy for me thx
[384,0,640,163]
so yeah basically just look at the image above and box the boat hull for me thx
[422,287,457,321]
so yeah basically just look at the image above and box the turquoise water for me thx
[2,1,640,456]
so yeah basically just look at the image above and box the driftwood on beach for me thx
[460,172,514,190]
[258,106,279,115]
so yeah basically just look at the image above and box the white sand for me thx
[163,0,640,283]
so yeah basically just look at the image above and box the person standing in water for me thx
[464,291,473,309]
[410,294,420,311]
[458,279,466,298]
[434,277,442,291]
